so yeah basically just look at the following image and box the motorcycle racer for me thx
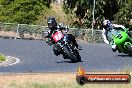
[102,19,127,52]
[44,16,80,56]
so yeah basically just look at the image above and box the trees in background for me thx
[0,0,131,29]
[63,0,132,29]
[114,0,132,28]
[0,0,51,24]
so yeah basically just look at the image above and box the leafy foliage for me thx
[0,0,52,24]
[0,0,131,29]
[0,54,6,61]
[114,0,132,27]
[63,0,132,29]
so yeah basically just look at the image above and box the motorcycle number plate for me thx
[52,31,64,42]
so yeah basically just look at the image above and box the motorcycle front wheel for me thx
[74,49,81,62]
[126,44,132,55]
[63,45,77,62]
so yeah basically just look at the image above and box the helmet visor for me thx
[48,23,53,28]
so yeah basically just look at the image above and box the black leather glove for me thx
[48,42,52,46]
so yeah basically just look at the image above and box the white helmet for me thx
[102,20,112,29]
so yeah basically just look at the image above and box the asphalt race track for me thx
[0,39,132,73]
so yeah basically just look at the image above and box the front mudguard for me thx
[124,42,132,51]
[123,34,132,49]
[116,42,132,54]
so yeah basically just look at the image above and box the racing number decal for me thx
[52,31,64,42]
[55,32,62,40]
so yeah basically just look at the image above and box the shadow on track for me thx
[118,54,132,57]
[56,60,83,63]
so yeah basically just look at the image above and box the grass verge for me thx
[0,72,132,88]
[0,54,6,62]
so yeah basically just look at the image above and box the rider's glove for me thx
[65,26,69,33]
[45,38,52,46]
[48,42,52,46]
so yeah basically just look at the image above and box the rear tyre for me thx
[63,45,77,62]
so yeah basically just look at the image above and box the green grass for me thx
[0,54,6,62]
[7,81,132,88]
[1,72,132,88]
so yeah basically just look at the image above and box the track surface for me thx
[0,39,132,72]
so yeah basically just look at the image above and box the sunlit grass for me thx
[0,54,6,62]
[0,72,131,88]
[7,81,132,88]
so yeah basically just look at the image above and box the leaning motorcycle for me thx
[107,27,132,55]
[45,30,81,62]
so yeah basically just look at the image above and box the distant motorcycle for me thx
[45,29,81,62]
[107,27,132,55]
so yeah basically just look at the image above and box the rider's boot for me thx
[54,50,59,56]
[112,45,117,52]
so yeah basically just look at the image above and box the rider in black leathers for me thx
[45,17,80,56]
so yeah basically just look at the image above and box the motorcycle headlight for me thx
[116,34,122,39]
[63,36,68,41]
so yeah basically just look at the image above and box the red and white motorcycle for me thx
[45,29,81,63]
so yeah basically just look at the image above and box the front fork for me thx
[58,35,76,55]
[124,33,132,49]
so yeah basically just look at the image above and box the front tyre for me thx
[63,45,77,62]
[126,44,132,55]
[74,50,81,62]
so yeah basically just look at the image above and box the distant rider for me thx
[44,17,80,56]
[102,19,127,52]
